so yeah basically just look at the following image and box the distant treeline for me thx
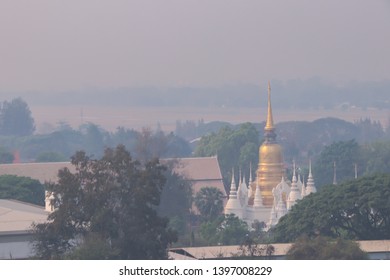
[14,79,390,109]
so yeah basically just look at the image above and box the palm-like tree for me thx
[194,187,224,221]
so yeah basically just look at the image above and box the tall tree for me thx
[158,160,193,235]
[194,187,224,222]
[0,98,35,136]
[32,145,177,259]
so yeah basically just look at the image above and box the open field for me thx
[31,105,390,133]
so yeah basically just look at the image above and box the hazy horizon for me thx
[1,0,390,93]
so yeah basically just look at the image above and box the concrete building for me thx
[0,199,48,259]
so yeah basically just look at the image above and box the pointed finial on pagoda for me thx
[265,81,275,132]
[230,168,237,192]
[306,159,316,194]
[292,160,297,183]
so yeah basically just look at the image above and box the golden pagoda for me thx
[252,82,285,207]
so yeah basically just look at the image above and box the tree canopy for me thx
[157,161,193,236]
[0,175,44,205]
[313,139,361,188]
[194,187,224,222]
[194,122,260,184]
[286,236,368,260]
[271,173,390,242]
[199,214,249,246]
[0,98,35,136]
[32,145,177,259]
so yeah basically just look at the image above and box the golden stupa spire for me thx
[265,81,275,131]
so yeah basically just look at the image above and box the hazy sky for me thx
[1,0,389,92]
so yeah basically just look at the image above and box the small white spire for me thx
[253,181,264,208]
[333,161,337,185]
[292,160,297,183]
[306,159,317,194]
[301,176,306,197]
[287,161,301,210]
[224,168,243,218]
[230,169,237,195]
[238,173,248,208]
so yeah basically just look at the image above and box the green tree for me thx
[195,122,259,185]
[313,140,361,188]
[199,214,249,245]
[286,236,368,260]
[0,146,14,163]
[0,98,35,136]
[158,161,193,236]
[32,145,177,259]
[361,140,390,175]
[36,151,67,162]
[80,123,107,158]
[0,175,44,205]
[194,187,224,222]
[271,174,390,242]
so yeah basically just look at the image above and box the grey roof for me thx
[0,199,48,234]
[171,240,390,259]
[0,162,74,183]
[0,158,226,196]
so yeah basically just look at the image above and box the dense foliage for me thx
[0,175,45,205]
[194,187,224,222]
[194,122,260,185]
[32,145,177,259]
[199,214,250,246]
[0,123,191,162]
[271,174,390,242]
[313,139,361,187]
[286,236,368,260]
[158,161,193,236]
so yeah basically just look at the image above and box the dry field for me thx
[32,105,390,133]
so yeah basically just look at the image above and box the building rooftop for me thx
[0,162,74,183]
[0,157,226,196]
[0,199,48,234]
[170,240,390,260]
